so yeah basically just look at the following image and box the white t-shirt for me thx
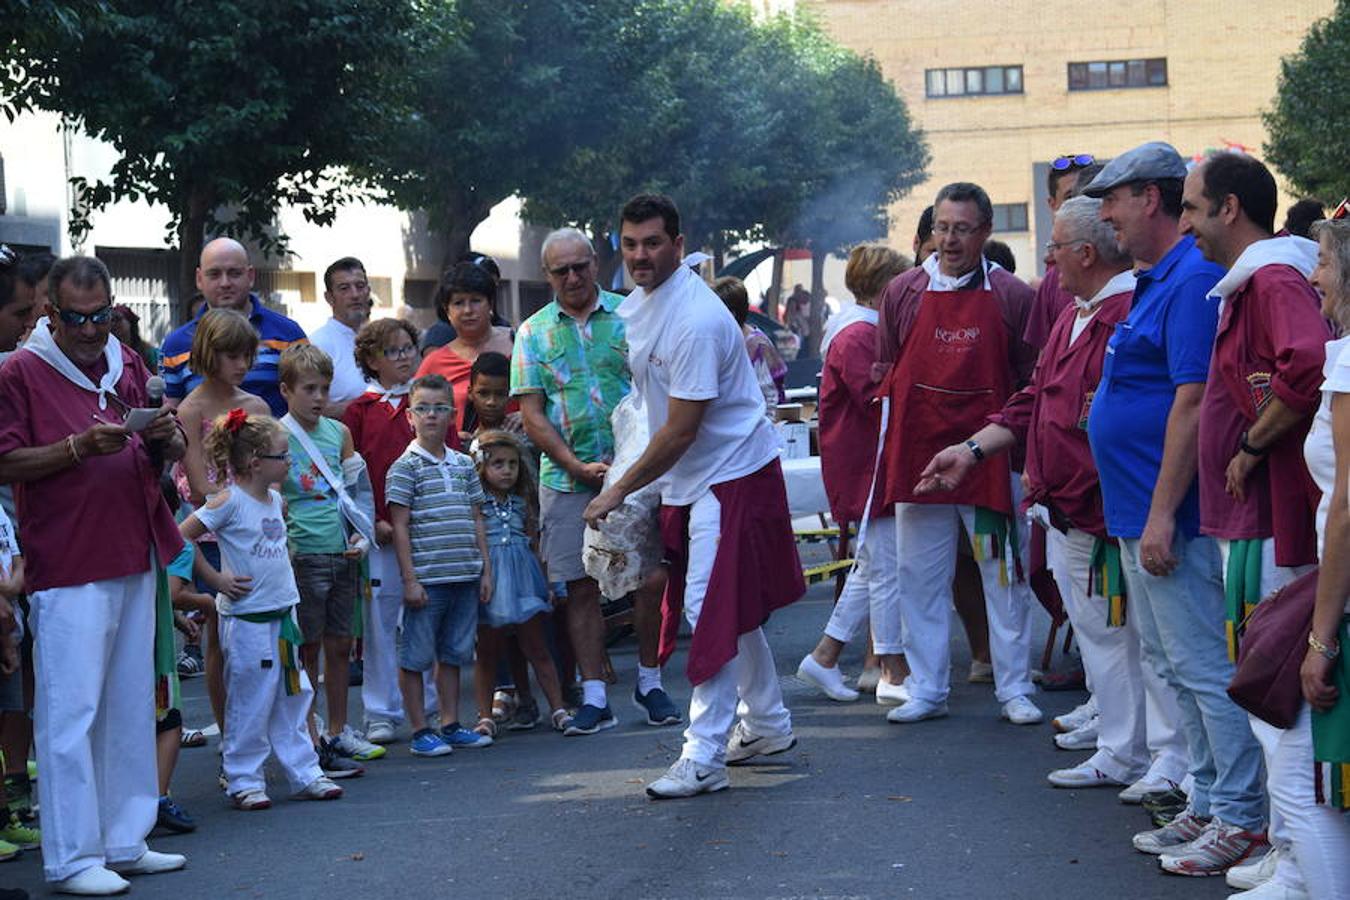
[621,266,781,506]
[310,317,367,405]
[1304,336,1350,611]
[193,487,302,616]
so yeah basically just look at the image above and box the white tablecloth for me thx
[781,455,829,518]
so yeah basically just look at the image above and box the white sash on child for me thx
[280,414,376,547]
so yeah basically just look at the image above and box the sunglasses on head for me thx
[1051,154,1095,170]
[0,245,14,269]
[1332,199,1349,221]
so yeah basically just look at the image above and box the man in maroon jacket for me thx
[1180,152,1328,883]
[917,196,1191,802]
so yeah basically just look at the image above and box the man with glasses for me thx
[511,227,680,735]
[311,256,375,416]
[0,256,189,894]
[159,237,308,417]
[1025,156,1103,351]
[874,181,1042,727]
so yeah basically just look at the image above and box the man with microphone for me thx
[0,256,189,895]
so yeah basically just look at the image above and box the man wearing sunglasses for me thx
[0,256,189,894]
[159,237,308,417]
[1024,156,1103,352]
[512,227,680,736]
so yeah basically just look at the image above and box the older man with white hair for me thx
[919,196,1189,802]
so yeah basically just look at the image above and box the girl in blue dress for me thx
[471,431,570,736]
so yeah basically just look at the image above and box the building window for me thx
[991,203,1028,233]
[926,65,1023,98]
[1068,58,1167,91]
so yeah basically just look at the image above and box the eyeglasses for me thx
[257,451,291,461]
[1045,239,1089,254]
[411,403,453,416]
[56,304,115,327]
[1051,154,1095,170]
[932,222,982,238]
[546,261,592,278]
[382,345,417,360]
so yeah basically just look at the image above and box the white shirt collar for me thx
[1075,269,1136,312]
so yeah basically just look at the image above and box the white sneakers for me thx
[1226,845,1282,891]
[646,757,729,799]
[795,654,859,702]
[1001,696,1044,725]
[1046,760,1124,789]
[725,721,797,765]
[874,678,910,706]
[108,851,187,875]
[1053,717,1099,750]
[54,866,131,896]
[1118,772,1180,804]
[886,698,949,723]
[1051,697,1097,733]
[1228,879,1308,899]
[364,719,397,744]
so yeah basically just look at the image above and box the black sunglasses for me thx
[547,261,592,278]
[1051,154,1095,171]
[56,304,115,327]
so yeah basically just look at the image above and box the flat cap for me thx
[1081,141,1187,198]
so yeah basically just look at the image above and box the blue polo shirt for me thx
[1087,236,1223,540]
[159,294,308,417]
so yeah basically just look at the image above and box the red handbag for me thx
[1227,567,1318,729]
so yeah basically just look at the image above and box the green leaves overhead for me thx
[1264,0,1350,202]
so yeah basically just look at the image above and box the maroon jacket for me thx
[990,291,1132,538]
[1198,264,1328,565]
[1024,263,1075,352]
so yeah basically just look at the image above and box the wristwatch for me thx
[965,439,985,462]
[1239,430,1270,457]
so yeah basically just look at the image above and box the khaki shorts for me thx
[539,486,595,583]
[293,553,360,642]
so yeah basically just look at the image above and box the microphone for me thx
[146,375,165,408]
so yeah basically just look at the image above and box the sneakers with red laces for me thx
[1132,810,1211,855]
[1158,817,1266,876]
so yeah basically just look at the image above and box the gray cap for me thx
[1081,141,1187,198]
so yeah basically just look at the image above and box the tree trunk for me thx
[766,248,785,321]
[594,228,622,292]
[174,184,213,325]
[805,247,828,359]
[711,232,725,274]
[438,190,496,272]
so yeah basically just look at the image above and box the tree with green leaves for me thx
[1264,0,1350,203]
[5,0,427,319]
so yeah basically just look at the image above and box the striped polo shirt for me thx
[159,294,308,417]
[384,442,485,584]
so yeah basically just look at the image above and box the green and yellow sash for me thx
[238,608,306,696]
[1224,538,1264,662]
[1088,538,1127,627]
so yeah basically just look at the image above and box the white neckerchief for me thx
[21,317,125,409]
[617,264,698,395]
[365,380,410,407]
[1073,269,1137,312]
[1208,235,1319,302]
[408,441,459,495]
[820,302,878,358]
[921,253,998,292]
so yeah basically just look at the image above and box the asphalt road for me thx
[4,583,1231,899]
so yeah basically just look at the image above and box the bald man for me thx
[159,238,308,416]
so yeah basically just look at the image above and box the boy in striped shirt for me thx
[386,374,494,757]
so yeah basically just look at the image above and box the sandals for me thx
[490,689,518,724]
[473,717,498,740]
[551,708,572,732]
[180,728,207,749]
[230,788,271,811]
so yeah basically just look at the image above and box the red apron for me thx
[880,283,1014,516]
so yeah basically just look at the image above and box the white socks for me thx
[581,678,607,709]
[637,665,663,695]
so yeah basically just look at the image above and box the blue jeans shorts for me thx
[397,580,479,671]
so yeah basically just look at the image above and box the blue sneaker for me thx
[633,687,682,726]
[441,726,493,748]
[563,703,617,736]
[410,728,453,757]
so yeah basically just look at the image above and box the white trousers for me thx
[893,502,1034,704]
[823,516,903,654]
[219,613,323,795]
[31,571,157,882]
[1217,538,1314,892]
[680,491,792,766]
[1045,528,1149,782]
[1279,706,1350,898]
[362,545,405,723]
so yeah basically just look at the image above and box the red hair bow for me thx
[225,408,248,433]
